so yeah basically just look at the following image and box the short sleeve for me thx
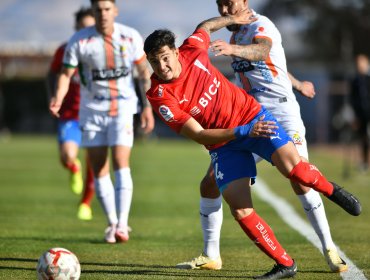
[63,34,80,68]
[182,28,210,51]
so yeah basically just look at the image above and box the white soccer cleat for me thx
[104,225,116,244]
[176,253,222,270]
[324,248,348,273]
[115,226,129,243]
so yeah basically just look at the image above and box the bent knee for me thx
[230,207,254,220]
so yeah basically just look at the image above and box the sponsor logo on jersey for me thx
[179,94,189,104]
[198,77,221,108]
[292,132,303,145]
[92,66,130,81]
[159,105,175,122]
[231,60,254,73]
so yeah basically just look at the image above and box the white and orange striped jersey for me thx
[230,11,296,105]
[230,11,308,159]
[63,22,145,116]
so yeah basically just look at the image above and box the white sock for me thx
[298,189,335,250]
[95,174,118,225]
[200,196,223,259]
[115,168,133,229]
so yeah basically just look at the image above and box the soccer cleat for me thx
[324,248,348,273]
[327,182,361,216]
[176,253,222,270]
[115,226,129,243]
[253,260,297,279]
[77,203,93,221]
[104,225,116,244]
[70,160,83,195]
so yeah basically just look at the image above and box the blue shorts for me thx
[209,107,292,192]
[57,120,81,145]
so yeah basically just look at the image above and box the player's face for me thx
[216,0,247,31]
[147,46,181,82]
[92,1,118,35]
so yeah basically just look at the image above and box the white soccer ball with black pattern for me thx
[36,247,81,280]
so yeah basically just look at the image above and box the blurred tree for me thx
[260,0,370,63]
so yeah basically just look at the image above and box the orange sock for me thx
[238,211,293,266]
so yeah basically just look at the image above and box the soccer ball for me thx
[36,247,81,280]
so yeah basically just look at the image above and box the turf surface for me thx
[0,135,368,279]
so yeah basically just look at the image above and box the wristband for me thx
[234,119,258,139]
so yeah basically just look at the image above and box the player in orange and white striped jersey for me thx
[177,0,348,274]
[49,0,154,244]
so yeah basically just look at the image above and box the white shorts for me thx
[79,110,134,148]
[254,98,308,163]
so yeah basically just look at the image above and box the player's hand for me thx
[232,9,257,26]
[249,115,278,138]
[234,115,277,138]
[49,97,61,118]
[210,40,233,57]
[297,81,316,99]
[140,106,155,134]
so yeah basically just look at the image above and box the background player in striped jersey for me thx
[176,0,349,273]
[144,9,360,279]
[49,0,154,243]
[47,7,95,221]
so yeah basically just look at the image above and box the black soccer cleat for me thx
[253,260,297,279]
[327,182,362,216]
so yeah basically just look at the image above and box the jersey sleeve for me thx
[182,28,210,51]
[147,86,191,133]
[49,44,65,73]
[131,28,146,64]
[250,17,275,42]
[63,33,80,68]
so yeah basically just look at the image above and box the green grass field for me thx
[0,135,369,280]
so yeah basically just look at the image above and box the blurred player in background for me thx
[49,0,154,244]
[350,54,370,172]
[144,9,361,278]
[176,0,350,273]
[47,7,95,221]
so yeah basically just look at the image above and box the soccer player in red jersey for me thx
[47,7,95,221]
[144,9,361,279]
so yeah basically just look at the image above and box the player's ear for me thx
[175,48,180,58]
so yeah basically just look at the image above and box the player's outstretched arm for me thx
[197,9,256,36]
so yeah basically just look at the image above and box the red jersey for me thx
[49,43,80,120]
[146,28,261,149]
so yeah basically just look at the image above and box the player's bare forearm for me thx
[136,61,152,107]
[198,9,256,36]
[288,72,316,99]
[180,118,236,145]
[233,37,271,61]
[197,16,234,36]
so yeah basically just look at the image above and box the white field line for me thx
[253,179,367,280]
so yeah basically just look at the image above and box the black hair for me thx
[74,7,94,24]
[90,0,115,4]
[144,29,176,55]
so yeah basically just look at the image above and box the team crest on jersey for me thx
[292,132,303,145]
[159,105,175,122]
[158,85,164,97]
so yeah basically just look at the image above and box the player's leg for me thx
[77,152,95,221]
[57,120,83,195]
[109,113,135,243]
[176,164,223,270]
[222,177,297,279]
[88,145,118,243]
[271,142,361,216]
[280,113,348,272]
